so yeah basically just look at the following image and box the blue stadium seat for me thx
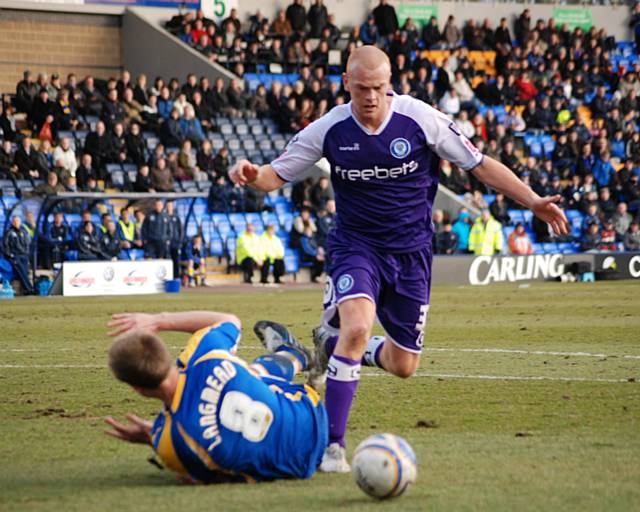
[532,243,544,254]
[284,248,300,274]
[278,212,294,232]
[261,211,279,228]
[228,212,247,233]
[244,212,263,228]
[543,242,558,253]
[508,209,524,224]
[210,235,224,257]
[226,237,237,265]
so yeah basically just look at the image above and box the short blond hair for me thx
[108,330,171,389]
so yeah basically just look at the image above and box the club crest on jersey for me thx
[390,138,411,159]
[337,274,354,294]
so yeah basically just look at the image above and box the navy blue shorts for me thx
[321,239,432,353]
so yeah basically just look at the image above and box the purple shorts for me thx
[321,239,432,353]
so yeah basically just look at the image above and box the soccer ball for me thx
[351,433,417,499]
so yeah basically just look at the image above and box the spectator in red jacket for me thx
[516,72,538,103]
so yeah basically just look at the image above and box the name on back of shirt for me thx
[198,359,237,450]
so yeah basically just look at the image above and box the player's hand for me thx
[107,312,158,337]
[104,414,152,445]
[531,195,569,236]
[229,159,259,185]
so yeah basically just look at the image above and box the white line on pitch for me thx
[424,348,640,360]
[362,372,630,383]
[0,364,633,383]
[3,346,639,361]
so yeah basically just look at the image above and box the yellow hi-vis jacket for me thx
[469,216,503,255]
[236,231,264,263]
[260,232,285,260]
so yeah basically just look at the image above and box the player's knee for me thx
[341,321,370,343]
[392,365,417,379]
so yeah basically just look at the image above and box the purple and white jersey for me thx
[272,93,483,252]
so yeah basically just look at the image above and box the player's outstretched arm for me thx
[229,159,286,192]
[472,156,569,236]
[104,414,152,445]
[107,311,241,337]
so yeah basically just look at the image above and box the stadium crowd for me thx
[2,1,640,293]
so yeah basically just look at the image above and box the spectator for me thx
[0,102,18,143]
[435,221,459,255]
[290,207,317,248]
[55,88,79,131]
[598,187,616,220]
[432,208,445,234]
[180,105,205,145]
[308,0,328,38]
[117,208,140,251]
[612,202,632,241]
[207,175,232,212]
[183,234,208,287]
[102,88,126,128]
[593,152,616,188]
[286,0,306,35]
[77,221,102,261]
[599,219,618,252]
[44,211,68,268]
[125,122,147,167]
[489,193,511,226]
[508,222,533,255]
[469,209,503,256]
[14,137,40,181]
[165,201,183,278]
[624,220,640,251]
[494,18,512,48]
[371,0,398,40]
[31,88,57,141]
[299,225,325,283]
[75,154,95,191]
[316,199,336,249]
[32,171,64,196]
[514,8,531,47]
[84,121,113,180]
[150,158,174,192]
[452,208,472,253]
[100,220,121,260]
[442,15,462,49]
[16,70,39,116]
[213,147,230,179]
[236,222,264,284]
[260,224,286,284]
[134,164,154,193]
[3,216,34,294]
[52,137,77,178]
[142,199,172,259]
[360,15,378,45]
[438,88,460,116]
[160,108,184,148]
[271,9,293,38]
[310,176,333,212]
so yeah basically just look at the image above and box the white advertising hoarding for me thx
[62,260,173,296]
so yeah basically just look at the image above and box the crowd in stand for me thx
[2,1,640,293]
[163,1,640,252]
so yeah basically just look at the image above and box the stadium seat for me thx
[244,212,263,228]
[210,235,224,257]
[226,237,237,265]
[284,248,300,274]
[543,243,558,253]
[228,212,247,234]
[532,243,544,254]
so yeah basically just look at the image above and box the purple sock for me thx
[324,335,339,359]
[325,354,361,447]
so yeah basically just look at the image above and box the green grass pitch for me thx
[0,281,639,511]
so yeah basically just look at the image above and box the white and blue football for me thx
[351,433,417,499]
